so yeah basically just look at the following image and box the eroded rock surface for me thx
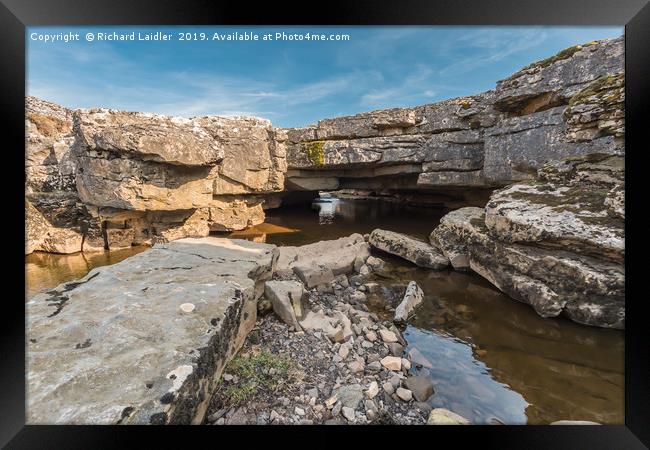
[430,154,625,329]
[27,237,278,424]
[369,229,449,270]
[284,37,623,192]
[276,234,370,278]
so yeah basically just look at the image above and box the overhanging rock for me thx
[26,237,278,424]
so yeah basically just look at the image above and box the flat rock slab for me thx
[26,237,278,424]
[369,229,449,269]
[276,233,370,277]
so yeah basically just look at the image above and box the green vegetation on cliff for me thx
[301,140,326,166]
[564,73,625,119]
[527,41,599,70]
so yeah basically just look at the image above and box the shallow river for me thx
[26,246,148,298]
[230,198,624,425]
[26,197,624,424]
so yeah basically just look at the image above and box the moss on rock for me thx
[564,73,625,119]
[526,41,597,70]
[301,140,326,166]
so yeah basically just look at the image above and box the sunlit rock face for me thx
[25,36,624,255]
[25,97,96,255]
[25,102,288,254]
[27,237,278,424]
[284,37,623,191]
[430,154,625,329]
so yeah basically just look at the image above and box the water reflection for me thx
[258,197,446,246]
[405,327,529,424]
[311,197,340,224]
[25,246,149,298]
[366,257,624,424]
[229,198,623,424]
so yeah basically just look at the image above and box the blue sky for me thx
[27,26,622,128]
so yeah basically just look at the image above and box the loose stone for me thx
[380,356,402,371]
[396,387,413,402]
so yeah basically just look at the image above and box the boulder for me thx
[369,229,449,269]
[396,387,413,402]
[264,280,305,330]
[336,384,364,409]
[293,264,335,289]
[276,234,370,277]
[393,281,424,324]
[298,310,353,343]
[427,408,470,425]
[365,256,385,272]
[380,356,402,371]
[26,237,278,424]
[379,329,399,343]
[429,207,486,270]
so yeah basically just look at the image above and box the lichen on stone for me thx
[564,73,625,119]
[301,140,326,166]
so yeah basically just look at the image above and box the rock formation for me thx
[25,99,288,254]
[26,36,623,256]
[25,38,625,328]
[27,237,278,424]
[430,154,625,329]
[284,37,623,195]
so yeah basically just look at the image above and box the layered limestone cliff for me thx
[284,37,623,194]
[429,154,624,329]
[26,99,287,254]
[25,36,624,256]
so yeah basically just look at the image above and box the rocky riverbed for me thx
[203,235,467,425]
[25,35,625,425]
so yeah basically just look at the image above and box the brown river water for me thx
[25,197,624,424]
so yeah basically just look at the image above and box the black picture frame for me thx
[3,0,648,447]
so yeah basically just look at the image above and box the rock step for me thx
[26,237,278,424]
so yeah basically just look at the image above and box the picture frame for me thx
[3,0,648,447]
